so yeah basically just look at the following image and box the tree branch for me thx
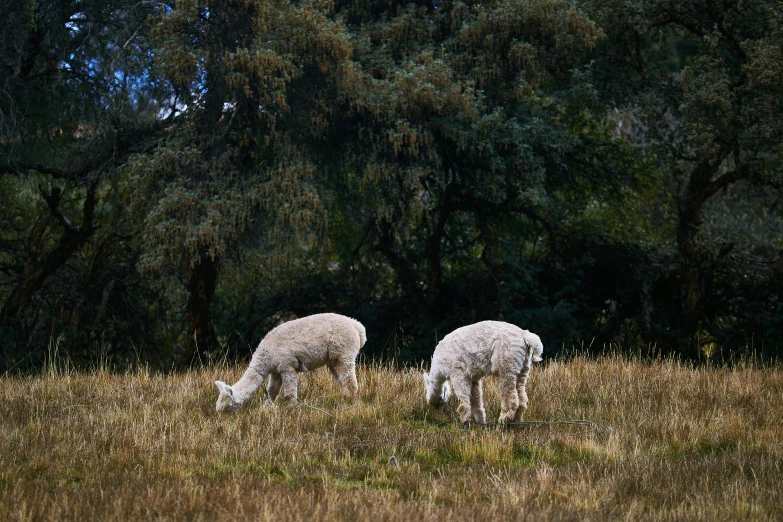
[0,182,99,325]
[39,186,76,232]
[703,163,750,199]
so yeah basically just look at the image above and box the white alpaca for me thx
[215,313,366,412]
[422,321,543,426]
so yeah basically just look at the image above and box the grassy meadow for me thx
[1,356,781,521]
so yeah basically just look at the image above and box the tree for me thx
[124,0,354,360]
[0,0,164,352]
[309,0,643,351]
[586,0,783,353]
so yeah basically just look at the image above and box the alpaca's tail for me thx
[352,319,367,348]
[531,342,543,362]
[526,333,544,362]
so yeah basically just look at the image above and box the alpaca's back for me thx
[433,321,538,378]
[255,313,365,370]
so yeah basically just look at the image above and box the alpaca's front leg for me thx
[280,369,299,403]
[498,373,520,425]
[449,374,474,428]
[470,380,486,424]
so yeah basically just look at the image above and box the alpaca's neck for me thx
[430,357,449,382]
[231,366,267,405]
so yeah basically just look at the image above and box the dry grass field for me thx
[1,356,782,521]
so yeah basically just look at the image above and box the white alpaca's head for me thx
[214,381,241,412]
[422,371,452,405]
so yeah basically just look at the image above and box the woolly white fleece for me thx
[215,313,366,412]
[423,321,543,425]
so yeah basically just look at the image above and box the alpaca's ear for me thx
[215,381,231,395]
[422,371,430,385]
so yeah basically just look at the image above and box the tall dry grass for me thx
[1,356,781,521]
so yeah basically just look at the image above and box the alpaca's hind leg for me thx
[449,373,474,428]
[280,369,298,403]
[330,357,359,396]
[514,367,531,422]
[470,380,486,424]
[266,373,282,403]
[498,373,520,424]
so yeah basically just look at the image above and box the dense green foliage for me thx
[1,0,781,371]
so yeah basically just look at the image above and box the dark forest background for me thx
[1,0,781,372]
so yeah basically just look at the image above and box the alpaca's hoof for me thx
[263,398,277,408]
[498,413,513,426]
[342,387,359,398]
[462,421,471,431]
[497,421,514,431]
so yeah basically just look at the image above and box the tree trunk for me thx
[375,220,420,300]
[675,159,721,348]
[184,255,221,364]
[676,204,702,337]
[640,278,654,338]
